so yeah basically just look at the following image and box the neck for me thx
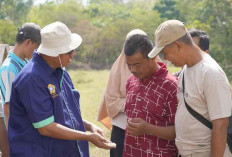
[142,61,160,82]
[185,45,203,67]
[40,54,59,69]
[12,44,26,61]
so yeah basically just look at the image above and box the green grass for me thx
[167,66,182,74]
[68,69,111,157]
[68,66,181,157]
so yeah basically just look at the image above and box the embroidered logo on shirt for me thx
[48,84,58,98]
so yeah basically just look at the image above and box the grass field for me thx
[68,66,181,157]
[68,69,111,157]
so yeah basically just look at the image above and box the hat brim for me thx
[37,33,82,57]
[148,45,165,58]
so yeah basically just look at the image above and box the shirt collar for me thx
[9,51,27,67]
[138,62,168,84]
[32,52,63,75]
[152,62,168,77]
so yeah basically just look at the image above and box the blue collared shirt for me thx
[8,53,89,157]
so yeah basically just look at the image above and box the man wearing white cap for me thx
[148,19,232,157]
[8,21,115,157]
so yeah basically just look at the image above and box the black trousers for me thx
[110,125,125,157]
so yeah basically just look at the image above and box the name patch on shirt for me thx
[48,84,58,98]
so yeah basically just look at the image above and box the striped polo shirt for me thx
[0,51,27,105]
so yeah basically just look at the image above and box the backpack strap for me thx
[182,73,213,129]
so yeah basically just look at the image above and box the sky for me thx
[34,0,47,5]
[34,0,88,6]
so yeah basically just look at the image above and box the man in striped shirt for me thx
[0,22,41,128]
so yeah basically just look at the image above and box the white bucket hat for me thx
[37,21,82,57]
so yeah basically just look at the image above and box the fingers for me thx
[127,124,140,136]
[94,134,116,149]
[101,141,117,149]
[127,120,139,128]
[127,119,147,136]
[127,129,137,136]
[127,120,140,136]
[99,135,111,143]
[90,124,105,136]
[97,129,106,137]
[127,124,136,133]
[130,118,143,123]
[92,133,116,149]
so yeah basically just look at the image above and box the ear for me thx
[24,39,31,46]
[205,50,209,54]
[175,40,182,48]
[175,40,186,52]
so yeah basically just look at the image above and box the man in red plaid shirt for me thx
[123,34,178,157]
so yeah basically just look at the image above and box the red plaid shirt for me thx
[123,62,178,157]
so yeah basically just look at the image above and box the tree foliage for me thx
[0,0,33,25]
[153,0,180,20]
[0,0,232,79]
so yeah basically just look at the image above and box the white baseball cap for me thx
[37,21,82,57]
[148,20,187,58]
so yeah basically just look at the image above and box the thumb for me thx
[98,134,111,143]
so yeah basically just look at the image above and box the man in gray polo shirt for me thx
[148,20,232,157]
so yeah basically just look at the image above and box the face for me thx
[126,51,155,80]
[59,50,75,67]
[24,39,40,59]
[161,42,186,67]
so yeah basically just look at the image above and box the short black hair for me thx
[124,34,154,59]
[188,29,209,51]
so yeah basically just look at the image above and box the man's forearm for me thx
[37,122,115,150]
[0,118,9,157]
[211,118,228,157]
[145,124,175,140]
[127,118,175,140]
[4,103,9,128]
[38,122,90,141]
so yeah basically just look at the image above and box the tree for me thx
[0,20,17,45]
[0,0,34,25]
[153,0,180,20]
[175,0,232,80]
[28,0,86,27]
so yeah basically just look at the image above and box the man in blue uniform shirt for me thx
[8,21,116,157]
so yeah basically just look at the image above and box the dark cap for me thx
[17,22,41,43]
